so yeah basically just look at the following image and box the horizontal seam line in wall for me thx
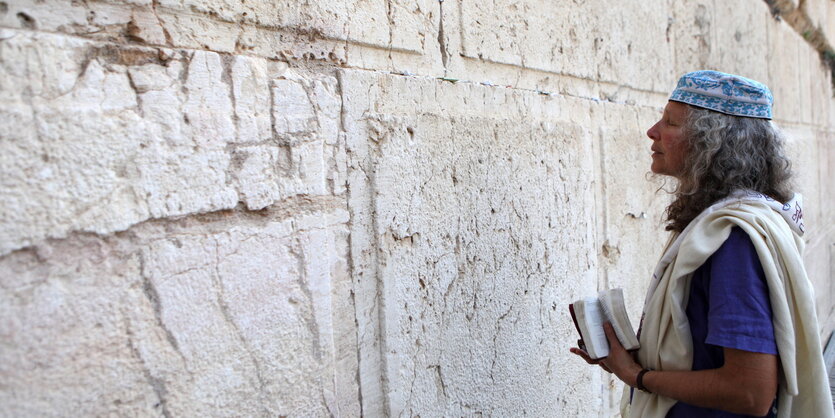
[459,55,669,97]
[0,25,667,108]
[0,195,349,259]
[2,27,833,126]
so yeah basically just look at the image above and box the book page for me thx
[578,297,609,359]
[598,288,640,350]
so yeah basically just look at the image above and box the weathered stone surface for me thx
[231,55,272,143]
[1,1,834,417]
[0,32,154,254]
[0,31,339,255]
[670,0,771,84]
[769,23,805,123]
[343,69,601,416]
[0,240,159,417]
[460,0,676,91]
[0,208,358,416]
[1,0,434,60]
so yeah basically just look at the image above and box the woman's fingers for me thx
[570,348,613,373]
[570,347,595,364]
[603,322,623,350]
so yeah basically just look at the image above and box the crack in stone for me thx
[126,68,145,118]
[291,238,323,362]
[269,78,280,143]
[3,190,344,257]
[220,53,238,138]
[178,50,192,98]
[138,253,186,365]
[431,364,447,400]
[489,301,514,384]
[125,316,173,418]
[385,0,394,61]
[211,237,270,417]
[437,0,448,71]
[151,0,174,46]
[336,71,368,418]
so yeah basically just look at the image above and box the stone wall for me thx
[0,0,833,416]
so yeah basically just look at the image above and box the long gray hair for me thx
[664,105,794,232]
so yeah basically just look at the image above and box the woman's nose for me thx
[646,122,659,140]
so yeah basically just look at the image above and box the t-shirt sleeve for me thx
[705,227,779,355]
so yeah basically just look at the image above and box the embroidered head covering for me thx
[670,70,773,119]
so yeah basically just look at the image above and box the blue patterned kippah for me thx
[669,70,773,119]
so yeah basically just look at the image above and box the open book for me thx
[569,288,640,360]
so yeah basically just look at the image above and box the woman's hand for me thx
[573,322,779,415]
[569,322,642,386]
[599,322,643,387]
[569,346,613,373]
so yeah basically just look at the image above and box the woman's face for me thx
[646,101,689,177]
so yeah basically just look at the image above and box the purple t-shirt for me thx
[666,227,778,418]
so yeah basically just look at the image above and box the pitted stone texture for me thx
[769,23,806,123]
[1,0,437,64]
[670,0,771,86]
[162,0,432,56]
[0,208,358,416]
[343,70,601,416]
[0,0,152,43]
[0,240,160,417]
[460,0,676,91]
[0,31,339,254]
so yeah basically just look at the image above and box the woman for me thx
[571,71,834,418]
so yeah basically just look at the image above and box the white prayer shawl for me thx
[623,191,833,418]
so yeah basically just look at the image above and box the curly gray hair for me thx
[664,106,794,232]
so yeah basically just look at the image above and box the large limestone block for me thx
[0,32,166,255]
[342,70,602,416]
[0,0,447,81]
[0,208,358,416]
[670,0,771,83]
[459,0,675,92]
[2,0,434,59]
[157,0,392,47]
[0,31,340,255]
[0,0,158,44]
[808,49,832,129]
[0,240,161,417]
[769,22,805,124]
